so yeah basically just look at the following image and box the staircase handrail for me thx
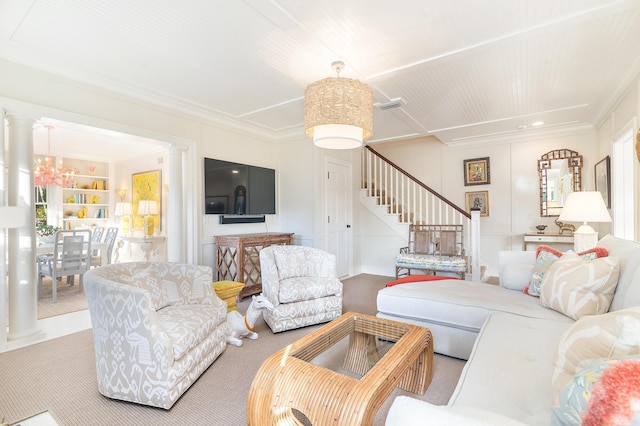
[364,145,471,219]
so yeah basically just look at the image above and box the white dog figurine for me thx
[226,293,274,347]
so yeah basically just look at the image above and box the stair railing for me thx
[362,145,481,280]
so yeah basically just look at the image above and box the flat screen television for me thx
[204,158,276,215]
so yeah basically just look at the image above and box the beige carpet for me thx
[37,275,89,319]
[2,273,465,425]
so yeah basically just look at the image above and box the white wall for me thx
[0,58,297,271]
[595,75,640,239]
[366,127,597,277]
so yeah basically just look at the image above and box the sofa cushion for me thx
[157,303,227,361]
[597,234,640,311]
[448,312,572,425]
[278,276,341,304]
[551,307,640,402]
[500,263,533,291]
[385,396,527,426]
[539,252,619,320]
[274,247,309,280]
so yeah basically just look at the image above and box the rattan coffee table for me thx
[247,312,433,425]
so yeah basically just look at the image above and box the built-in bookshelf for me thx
[61,158,110,229]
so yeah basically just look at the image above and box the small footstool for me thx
[213,280,245,312]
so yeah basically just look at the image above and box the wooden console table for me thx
[215,232,294,299]
[523,233,574,251]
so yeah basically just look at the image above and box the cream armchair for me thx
[84,262,228,409]
[259,245,343,333]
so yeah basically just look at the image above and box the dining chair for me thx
[90,227,118,267]
[102,227,119,265]
[37,229,92,303]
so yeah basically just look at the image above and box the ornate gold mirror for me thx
[538,149,583,217]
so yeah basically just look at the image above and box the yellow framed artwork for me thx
[132,169,161,232]
[465,190,489,217]
[463,157,491,186]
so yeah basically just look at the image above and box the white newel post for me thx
[167,146,185,262]
[6,112,43,342]
[470,209,481,282]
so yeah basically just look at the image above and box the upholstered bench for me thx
[395,253,466,279]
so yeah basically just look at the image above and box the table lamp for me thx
[558,191,611,252]
[115,202,132,235]
[137,200,158,236]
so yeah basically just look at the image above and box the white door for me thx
[326,160,351,278]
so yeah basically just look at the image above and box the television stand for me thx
[215,232,294,299]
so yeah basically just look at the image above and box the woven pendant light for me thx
[304,61,373,149]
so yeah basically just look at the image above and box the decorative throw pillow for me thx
[552,356,640,426]
[526,246,609,296]
[552,357,622,425]
[551,307,640,402]
[527,246,563,296]
[273,247,309,280]
[539,251,619,320]
[582,357,640,426]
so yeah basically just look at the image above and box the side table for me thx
[523,233,573,251]
[213,280,245,312]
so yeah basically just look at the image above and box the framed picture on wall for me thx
[132,169,162,231]
[463,157,491,186]
[594,156,611,208]
[465,190,489,217]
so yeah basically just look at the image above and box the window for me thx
[611,128,635,240]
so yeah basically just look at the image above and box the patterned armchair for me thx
[259,245,343,333]
[84,262,228,409]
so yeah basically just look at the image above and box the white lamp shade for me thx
[558,191,612,224]
[137,200,158,215]
[0,206,26,228]
[312,124,364,149]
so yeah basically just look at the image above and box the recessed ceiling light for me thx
[516,124,527,130]
[532,121,544,127]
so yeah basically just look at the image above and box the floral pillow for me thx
[525,246,608,297]
[552,356,640,425]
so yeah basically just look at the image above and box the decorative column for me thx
[6,112,43,341]
[167,146,185,262]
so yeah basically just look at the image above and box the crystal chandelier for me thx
[304,61,374,149]
[34,125,77,187]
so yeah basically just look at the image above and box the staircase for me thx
[360,146,481,280]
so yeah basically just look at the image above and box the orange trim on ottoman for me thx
[386,274,460,287]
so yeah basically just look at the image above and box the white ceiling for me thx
[2,0,640,152]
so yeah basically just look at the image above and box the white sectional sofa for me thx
[380,235,640,425]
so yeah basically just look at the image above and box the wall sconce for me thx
[115,188,127,202]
